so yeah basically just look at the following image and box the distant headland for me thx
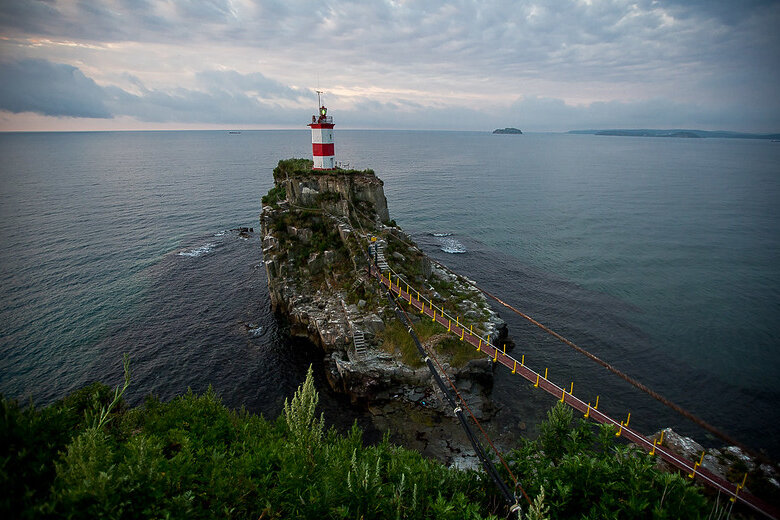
[568,129,780,140]
[492,127,523,134]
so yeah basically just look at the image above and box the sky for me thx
[0,0,779,132]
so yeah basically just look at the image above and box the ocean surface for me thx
[0,130,778,457]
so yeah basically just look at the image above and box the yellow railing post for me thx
[521,354,524,365]
[534,374,540,387]
[584,403,590,418]
[512,360,517,374]
[688,451,705,479]
[730,473,748,503]
[594,395,600,410]
[544,368,548,380]
[477,339,481,351]
[615,413,630,437]
[651,434,665,456]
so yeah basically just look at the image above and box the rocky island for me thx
[492,127,523,134]
[260,158,510,464]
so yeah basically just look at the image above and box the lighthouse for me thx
[308,91,335,170]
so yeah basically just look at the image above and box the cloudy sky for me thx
[0,0,778,132]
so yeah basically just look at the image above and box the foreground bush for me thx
[1,363,715,519]
[507,403,710,519]
[1,367,498,519]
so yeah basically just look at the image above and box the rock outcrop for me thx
[652,428,780,500]
[260,158,508,426]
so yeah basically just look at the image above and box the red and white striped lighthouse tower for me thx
[308,91,335,170]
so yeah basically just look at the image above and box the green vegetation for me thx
[506,403,712,519]
[272,158,376,183]
[272,157,313,182]
[268,209,345,268]
[2,365,500,519]
[1,361,721,519]
[316,190,343,204]
[437,336,484,367]
[378,316,484,369]
[378,319,426,368]
[261,184,286,207]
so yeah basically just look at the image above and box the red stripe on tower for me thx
[312,143,335,156]
[308,92,335,170]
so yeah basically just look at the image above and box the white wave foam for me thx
[431,232,452,237]
[177,243,216,257]
[213,230,226,237]
[249,326,263,337]
[438,237,467,254]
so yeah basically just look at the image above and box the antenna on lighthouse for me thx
[316,90,323,109]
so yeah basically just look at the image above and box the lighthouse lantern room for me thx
[308,91,335,170]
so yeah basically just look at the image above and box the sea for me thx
[0,130,778,457]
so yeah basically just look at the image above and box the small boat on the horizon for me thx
[228,131,241,134]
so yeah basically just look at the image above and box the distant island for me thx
[492,127,523,134]
[568,129,780,140]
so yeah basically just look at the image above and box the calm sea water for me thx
[0,130,778,456]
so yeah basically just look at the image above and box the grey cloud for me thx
[0,0,173,41]
[2,1,778,94]
[109,85,299,124]
[0,59,307,123]
[175,0,237,22]
[1,47,777,132]
[0,59,112,118]
[661,0,777,24]
[194,70,312,101]
[0,0,60,35]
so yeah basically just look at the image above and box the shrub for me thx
[2,362,714,519]
[261,184,286,206]
[506,402,709,519]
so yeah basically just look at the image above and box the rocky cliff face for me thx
[260,159,509,435]
[280,168,390,224]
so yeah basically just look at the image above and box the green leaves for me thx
[283,365,324,459]
[509,402,708,519]
[261,184,287,207]
[2,370,712,519]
